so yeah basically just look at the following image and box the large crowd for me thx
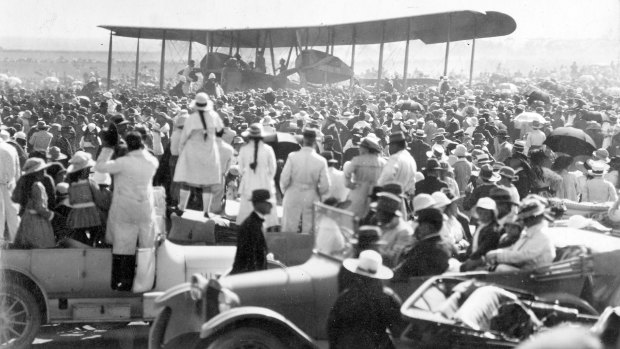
[2,60,620,346]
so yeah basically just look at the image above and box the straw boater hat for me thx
[499,166,519,182]
[413,129,427,138]
[67,151,96,174]
[360,136,382,153]
[588,161,610,176]
[23,158,51,175]
[343,250,393,280]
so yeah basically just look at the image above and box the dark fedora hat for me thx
[251,189,271,203]
[350,225,387,247]
[388,131,406,144]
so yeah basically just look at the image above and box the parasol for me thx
[544,127,596,157]
[513,112,545,129]
[263,132,302,161]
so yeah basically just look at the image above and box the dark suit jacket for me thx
[409,139,431,168]
[230,211,268,274]
[415,176,447,196]
[393,237,452,280]
[467,222,500,260]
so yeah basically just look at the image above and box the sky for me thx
[1,0,619,51]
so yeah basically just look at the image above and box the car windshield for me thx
[313,202,358,260]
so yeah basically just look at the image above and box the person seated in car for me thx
[315,197,347,257]
[393,208,453,280]
[496,213,523,248]
[338,225,386,293]
[485,196,556,272]
[375,192,414,268]
[460,197,500,271]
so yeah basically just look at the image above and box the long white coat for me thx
[95,148,159,255]
[280,147,330,234]
[236,140,278,227]
[174,109,223,187]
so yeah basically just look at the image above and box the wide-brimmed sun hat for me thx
[67,151,96,174]
[413,193,436,213]
[46,146,68,161]
[343,250,394,280]
[476,197,498,217]
[479,164,501,182]
[242,123,264,139]
[23,158,51,175]
[191,92,211,111]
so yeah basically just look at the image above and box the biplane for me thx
[99,6,516,90]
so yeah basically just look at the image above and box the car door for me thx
[30,248,85,294]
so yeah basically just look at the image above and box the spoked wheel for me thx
[0,284,41,349]
[204,327,287,349]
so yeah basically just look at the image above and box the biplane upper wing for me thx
[99,8,515,47]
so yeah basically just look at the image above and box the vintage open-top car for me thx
[0,207,315,349]
[399,276,599,348]
[148,203,620,349]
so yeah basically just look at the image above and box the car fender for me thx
[1,266,50,323]
[200,306,316,348]
[152,282,205,344]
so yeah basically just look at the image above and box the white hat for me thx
[87,123,96,132]
[343,250,393,280]
[102,91,113,99]
[452,144,470,157]
[67,151,96,174]
[588,161,610,176]
[414,172,425,183]
[208,73,216,79]
[14,131,26,141]
[431,192,452,208]
[413,194,436,213]
[476,197,498,217]
[178,75,187,83]
[191,92,211,111]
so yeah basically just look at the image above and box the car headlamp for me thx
[190,274,208,301]
[218,288,240,313]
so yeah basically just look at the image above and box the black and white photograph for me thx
[2,0,620,348]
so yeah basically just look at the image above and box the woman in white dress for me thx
[236,123,278,228]
[174,93,224,217]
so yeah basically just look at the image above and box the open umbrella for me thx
[513,112,545,129]
[544,127,596,156]
[263,132,301,161]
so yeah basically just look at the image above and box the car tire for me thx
[0,283,42,349]
[539,292,599,316]
[204,327,288,349]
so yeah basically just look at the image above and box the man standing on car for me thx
[230,189,272,274]
[95,131,159,291]
[280,128,330,234]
